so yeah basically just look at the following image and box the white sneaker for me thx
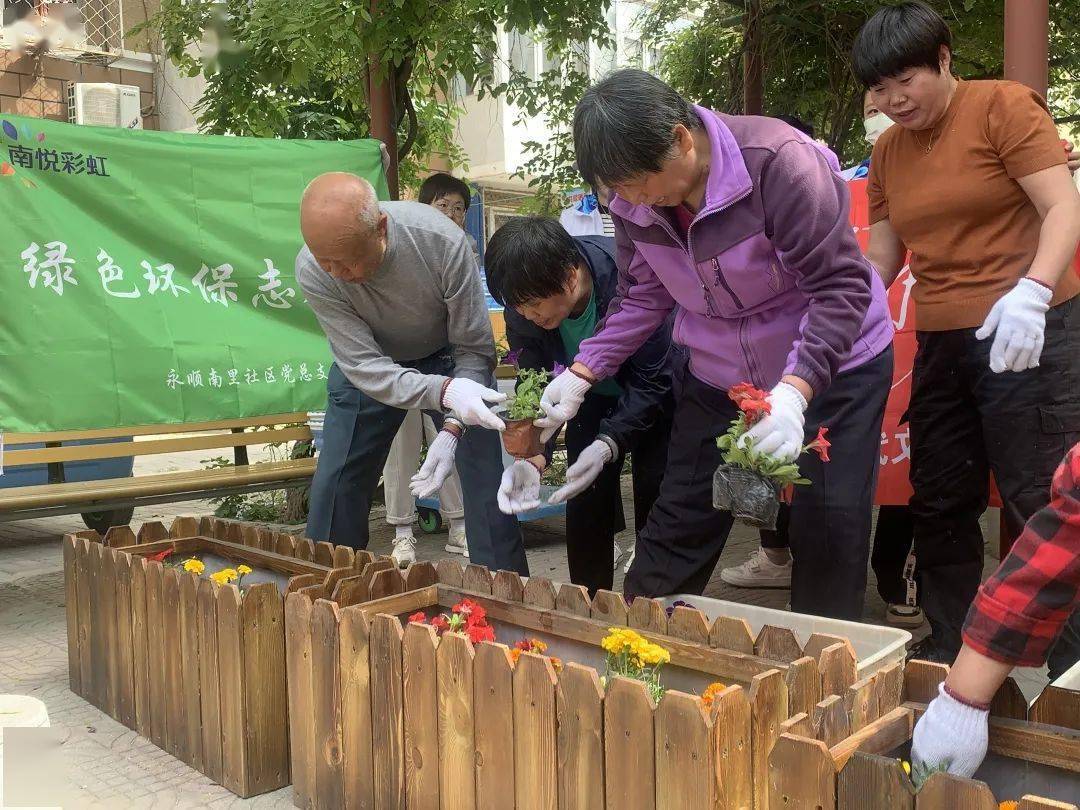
[623,546,635,574]
[391,534,417,568]
[719,548,792,589]
[445,526,469,558]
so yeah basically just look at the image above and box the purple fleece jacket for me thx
[576,107,893,397]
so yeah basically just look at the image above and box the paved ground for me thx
[0,456,1041,808]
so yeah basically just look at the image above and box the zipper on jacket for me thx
[641,186,753,319]
[738,317,763,388]
[643,209,721,319]
[685,188,752,317]
[711,257,744,309]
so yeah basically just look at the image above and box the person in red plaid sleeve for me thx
[912,441,1080,777]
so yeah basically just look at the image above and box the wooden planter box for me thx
[61,515,391,798]
[767,660,1080,809]
[283,559,906,810]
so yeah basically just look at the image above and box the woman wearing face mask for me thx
[536,68,896,620]
[841,93,895,181]
[854,2,1080,666]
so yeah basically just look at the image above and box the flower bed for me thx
[767,660,1080,809]
[61,516,390,798]
[283,561,910,810]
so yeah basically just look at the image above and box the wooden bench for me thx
[0,413,315,532]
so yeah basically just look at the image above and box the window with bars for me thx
[1,1,125,57]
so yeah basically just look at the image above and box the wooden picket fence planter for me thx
[767,660,1080,809]
[284,558,907,810]
[61,515,396,798]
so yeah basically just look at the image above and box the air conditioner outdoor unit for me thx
[67,82,142,129]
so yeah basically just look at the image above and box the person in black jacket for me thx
[485,216,676,594]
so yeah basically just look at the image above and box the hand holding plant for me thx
[716,382,830,489]
[713,382,830,528]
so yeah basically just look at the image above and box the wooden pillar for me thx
[1004,0,1049,98]
[367,0,400,199]
[999,0,1049,559]
[743,0,764,115]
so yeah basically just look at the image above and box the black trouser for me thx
[564,392,670,594]
[758,505,791,550]
[871,505,915,605]
[626,347,893,620]
[910,298,1080,657]
[765,502,917,606]
[305,354,528,575]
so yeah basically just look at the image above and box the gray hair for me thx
[573,69,701,188]
[353,177,380,233]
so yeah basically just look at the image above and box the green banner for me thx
[0,115,388,434]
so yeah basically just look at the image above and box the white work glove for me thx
[534,369,592,442]
[409,429,458,499]
[739,382,807,463]
[442,377,507,431]
[975,278,1053,373]
[550,439,613,504]
[497,460,542,514]
[911,683,989,780]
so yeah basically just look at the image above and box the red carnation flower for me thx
[408,611,427,624]
[728,382,769,405]
[466,623,495,644]
[430,615,450,633]
[807,426,831,462]
[739,398,772,425]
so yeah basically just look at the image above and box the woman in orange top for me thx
[855,2,1080,668]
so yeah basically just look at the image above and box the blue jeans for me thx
[306,352,528,575]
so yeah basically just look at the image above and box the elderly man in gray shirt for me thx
[297,172,527,574]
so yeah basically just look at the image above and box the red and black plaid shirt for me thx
[963,441,1080,667]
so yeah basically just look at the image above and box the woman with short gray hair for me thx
[530,69,895,619]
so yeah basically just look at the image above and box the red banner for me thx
[848,179,915,505]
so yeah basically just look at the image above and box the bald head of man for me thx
[300,172,388,283]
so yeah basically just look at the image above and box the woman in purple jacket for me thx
[535,70,896,619]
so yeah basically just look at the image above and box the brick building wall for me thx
[0,49,158,130]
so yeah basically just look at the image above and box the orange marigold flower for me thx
[701,682,727,708]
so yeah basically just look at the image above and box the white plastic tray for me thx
[660,594,911,680]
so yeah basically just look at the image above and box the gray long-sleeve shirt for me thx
[296,201,495,410]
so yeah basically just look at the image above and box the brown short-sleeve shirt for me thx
[867,80,1079,331]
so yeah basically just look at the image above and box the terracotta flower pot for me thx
[501,418,544,459]
[713,464,781,529]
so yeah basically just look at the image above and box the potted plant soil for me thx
[501,366,550,459]
[713,382,831,529]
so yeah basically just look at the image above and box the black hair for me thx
[573,68,701,188]
[852,1,952,88]
[484,217,580,308]
[774,115,815,139]
[417,172,472,209]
